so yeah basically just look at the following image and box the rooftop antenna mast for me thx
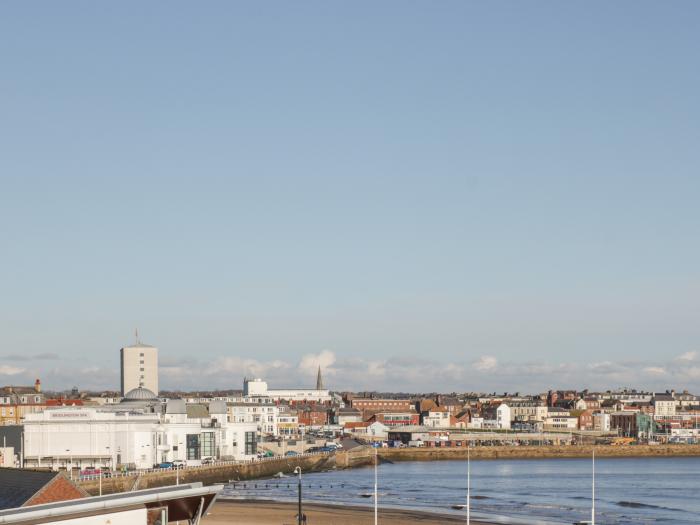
[135,328,139,345]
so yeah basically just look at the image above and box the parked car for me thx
[201,457,215,465]
[172,460,186,468]
[157,462,174,469]
[79,467,101,478]
[284,451,298,456]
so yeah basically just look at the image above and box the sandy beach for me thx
[202,499,492,524]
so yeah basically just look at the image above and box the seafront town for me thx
[2,339,699,473]
[1,339,699,525]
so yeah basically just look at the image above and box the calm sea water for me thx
[221,457,700,524]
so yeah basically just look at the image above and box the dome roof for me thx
[123,387,158,401]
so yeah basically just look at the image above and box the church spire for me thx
[316,365,324,390]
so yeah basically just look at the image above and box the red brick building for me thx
[296,405,329,427]
[368,411,420,427]
[350,398,413,420]
[577,409,594,431]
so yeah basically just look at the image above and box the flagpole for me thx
[591,448,595,525]
[467,444,471,525]
[374,447,378,525]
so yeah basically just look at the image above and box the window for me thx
[140,368,144,372]
[187,434,200,460]
[140,353,144,357]
[201,432,215,458]
[245,432,257,456]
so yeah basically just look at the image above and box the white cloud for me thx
[298,350,336,377]
[365,360,387,377]
[473,355,498,371]
[0,365,25,375]
[6,346,700,394]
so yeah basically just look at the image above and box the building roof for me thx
[186,404,209,419]
[45,399,83,407]
[123,387,158,401]
[0,469,83,511]
[653,394,675,401]
[166,399,187,414]
[0,483,221,524]
[0,387,39,396]
[419,399,438,412]
[343,422,370,429]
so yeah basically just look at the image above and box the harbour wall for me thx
[78,453,336,496]
[347,444,700,464]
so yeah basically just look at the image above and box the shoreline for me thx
[367,444,700,463]
[203,499,501,525]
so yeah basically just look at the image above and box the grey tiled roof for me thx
[0,468,59,510]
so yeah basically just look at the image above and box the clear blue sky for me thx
[1,2,698,393]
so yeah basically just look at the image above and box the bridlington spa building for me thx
[22,387,258,470]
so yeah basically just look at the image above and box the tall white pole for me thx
[374,447,378,525]
[467,445,471,525]
[591,449,595,525]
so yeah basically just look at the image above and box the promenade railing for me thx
[77,450,333,482]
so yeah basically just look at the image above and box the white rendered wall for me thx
[56,508,147,524]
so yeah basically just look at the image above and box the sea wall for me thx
[374,444,700,462]
[78,453,336,496]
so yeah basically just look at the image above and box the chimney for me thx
[34,379,41,393]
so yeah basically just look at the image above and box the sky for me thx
[1,2,699,393]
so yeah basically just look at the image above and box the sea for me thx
[221,457,700,524]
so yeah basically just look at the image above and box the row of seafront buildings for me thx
[3,339,700,469]
[334,388,700,445]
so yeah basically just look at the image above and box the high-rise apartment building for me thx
[120,341,158,396]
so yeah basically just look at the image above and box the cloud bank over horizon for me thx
[2,349,699,395]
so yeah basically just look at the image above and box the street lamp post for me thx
[66,449,72,480]
[294,466,303,525]
[100,446,110,497]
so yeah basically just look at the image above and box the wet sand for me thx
[203,499,492,524]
